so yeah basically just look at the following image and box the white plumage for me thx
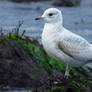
[36,8,92,77]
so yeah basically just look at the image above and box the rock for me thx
[0,37,49,88]
[0,36,92,91]
[53,0,81,7]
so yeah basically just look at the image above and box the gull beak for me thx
[35,16,43,20]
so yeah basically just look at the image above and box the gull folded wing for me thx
[58,40,92,61]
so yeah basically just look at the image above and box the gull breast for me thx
[41,24,86,67]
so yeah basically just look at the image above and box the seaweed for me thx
[0,22,92,92]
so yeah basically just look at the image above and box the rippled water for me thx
[0,0,92,91]
[0,0,92,41]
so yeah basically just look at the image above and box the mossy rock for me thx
[0,36,49,88]
[0,33,92,92]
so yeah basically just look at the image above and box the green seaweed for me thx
[1,40,8,46]
[0,24,91,92]
[29,75,35,80]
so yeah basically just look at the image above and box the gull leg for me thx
[64,64,70,78]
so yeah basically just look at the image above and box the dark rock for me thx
[0,36,92,91]
[66,88,75,92]
[53,0,81,7]
[0,37,49,88]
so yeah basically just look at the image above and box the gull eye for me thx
[48,13,53,16]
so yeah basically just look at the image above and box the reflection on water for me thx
[0,0,43,28]
[0,0,92,41]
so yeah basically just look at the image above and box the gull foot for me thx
[64,64,70,79]
[64,74,69,79]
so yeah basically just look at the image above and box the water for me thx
[0,0,92,41]
[0,0,92,91]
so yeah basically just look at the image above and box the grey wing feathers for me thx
[58,31,92,61]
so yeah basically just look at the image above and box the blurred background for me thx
[0,0,92,41]
[0,0,92,92]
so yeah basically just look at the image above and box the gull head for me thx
[35,8,63,24]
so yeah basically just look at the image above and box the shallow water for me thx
[0,0,92,91]
[0,0,92,41]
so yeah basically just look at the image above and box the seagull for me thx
[35,8,92,77]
